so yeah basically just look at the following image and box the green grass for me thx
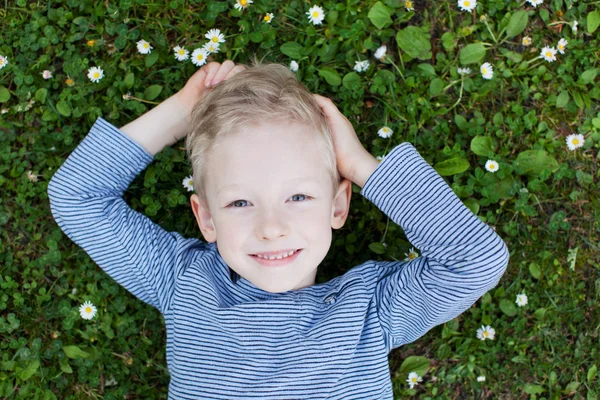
[1,0,599,398]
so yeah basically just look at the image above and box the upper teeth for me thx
[256,250,297,259]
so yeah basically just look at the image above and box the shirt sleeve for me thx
[359,142,509,351]
[47,117,205,315]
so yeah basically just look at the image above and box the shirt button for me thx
[324,294,336,304]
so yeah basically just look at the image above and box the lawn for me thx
[0,0,599,398]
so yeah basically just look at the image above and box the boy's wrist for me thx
[351,152,380,189]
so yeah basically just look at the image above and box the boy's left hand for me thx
[313,94,374,183]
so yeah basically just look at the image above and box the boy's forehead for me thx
[217,177,321,195]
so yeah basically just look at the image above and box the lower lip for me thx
[250,249,302,267]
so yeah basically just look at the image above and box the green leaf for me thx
[144,85,163,101]
[459,43,487,65]
[429,78,444,96]
[59,357,73,374]
[318,67,341,86]
[556,91,569,108]
[588,11,600,34]
[342,72,361,91]
[455,114,467,131]
[398,356,430,377]
[514,150,559,176]
[396,26,432,60]
[368,242,386,254]
[145,51,159,68]
[35,88,48,103]
[505,10,528,38]
[0,86,11,103]
[434,157,470,176]
[17,359,40,381]
[499,298,517,316]
[280,42,304,59]
[124,72,135,88]
[581,69,597,84]
[529,262,541,279]
[524,384,545,395]
[56,100,72,117]
[463,198,480,215]
[481,292,492,305]
[441,32,456,51]
[62,345,90,359]
[588,364,598,383]
[470,136,494,156]
[367,2,392,29]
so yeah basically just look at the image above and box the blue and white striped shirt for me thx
[48,117,509,399]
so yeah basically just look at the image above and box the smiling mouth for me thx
[250,249,303,259]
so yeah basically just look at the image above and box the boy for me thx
[48,58,509,399]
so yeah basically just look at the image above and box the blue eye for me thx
[226,194,311,208]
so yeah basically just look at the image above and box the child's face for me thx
[190,121,353,293]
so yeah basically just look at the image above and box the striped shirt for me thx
[48,117,509,399]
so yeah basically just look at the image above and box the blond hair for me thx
[186,54,341,206]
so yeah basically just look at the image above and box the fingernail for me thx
[205,80,211,87]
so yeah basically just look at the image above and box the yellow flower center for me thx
[144,43,149,48]
[93,72,99,78]
[558,44,564,49]
[178,49,185,54]
[465,1,470,6]
[482,68,487,74]
[573,139,579,144]
[405,1,413,8]
[546,51,552,57]
[412,377,417,382]
[241,0,246,5]
[313,11,319,17]
[483,331,488,337]
[490,164,496,169]
[197,54,204,60]
[66,78,73,85]
[85,307,91,313]
[264,15,271,21]
[212,37,218,42]
[87,40,95,47]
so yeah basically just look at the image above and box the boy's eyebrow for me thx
[217,178,318,195]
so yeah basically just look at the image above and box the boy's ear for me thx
[190,194,217,242]
[331,178,353,230]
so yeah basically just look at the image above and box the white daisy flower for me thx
[289,60,299,72]
[458,67,471,75]
[571,20,578,32]
[87,66,104,83]
[516,293,528,307]
[376,154,387,163]
[404,0,414,11]
[234,0,253,11]
[407,372,422,389]
[557,38,568,54]
[306,5,325,25]
[353,60,370,73]
[42,70,53,79]
[191,48,209,67]
[404,247,419,261]
[173,45,190,61]
[476,325,495,340]
[378,126,393,138]
[477,376,486,382]
[263,13,274,23]
[205,29,226,45]
[79,301,97,320]
[71,288,77,295]
[540,46,557,62]
[374,45,387,61]
[202,41,221,54]
[0,108,8,114]
[485,160,499,173]
[522,36,532,46]
[182,175,194,192]
[136,39,153,54]
[566,133,585,151]
[0,55,8,69]
[526,0,543,6]
[480,62,493,79]
[457,0,477,12]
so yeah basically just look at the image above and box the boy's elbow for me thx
[485,239,510,287]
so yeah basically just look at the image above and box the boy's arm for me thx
[356,143,509,352]
[47,95,206,314]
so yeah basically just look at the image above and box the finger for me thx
[222,65,247,81]
[202,62,223,87]
[207,60,236,86]
[313,94,344,121]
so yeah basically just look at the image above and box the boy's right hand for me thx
[177,60,247,114]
